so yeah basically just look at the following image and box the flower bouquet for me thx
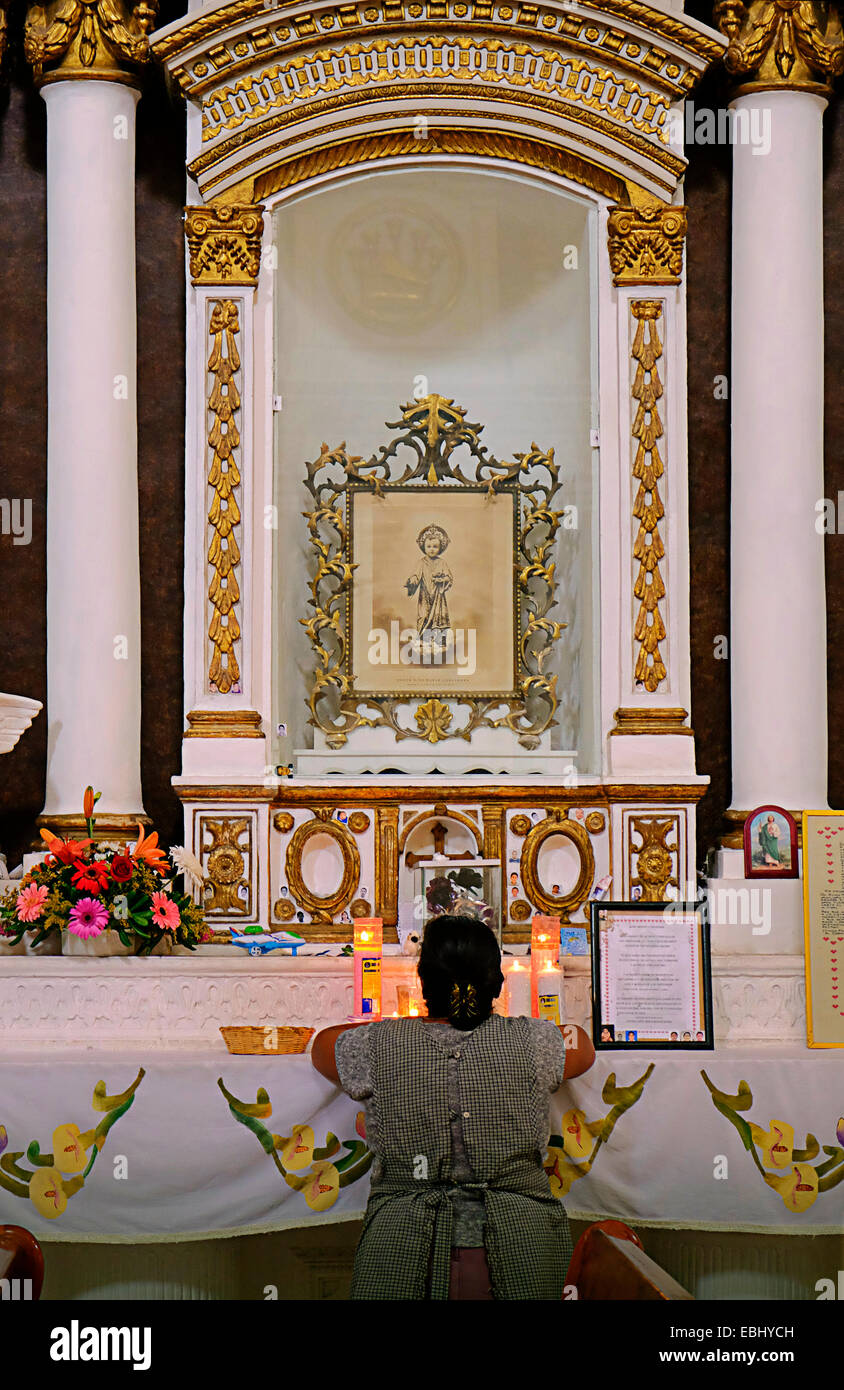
[0,787,212,956]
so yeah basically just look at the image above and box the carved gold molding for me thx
[200,815,253,914]
[628,814,679,901]
[25,0,157,83]
[185,709,264,738]
[631,300,668,694]
[177,782,709,805]
[607,203,687,286]
[519,811,595,924]
[185,203,264,286]
[715,0,844,94]
[285,813,361,923]
[252,128,627,206]
[206,300,243,696]
[611,707,693,736]
[375,805,399,928]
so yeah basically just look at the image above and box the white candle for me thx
[506,962,532,1017]
[536,967,564,1025]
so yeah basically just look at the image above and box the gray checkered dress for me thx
[344,1013,573,1300]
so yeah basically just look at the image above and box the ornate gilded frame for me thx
[520,811,596,923]
[301,393,566,749]
[284,813,362,923]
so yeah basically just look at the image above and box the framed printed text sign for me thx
[802,811,844,1048]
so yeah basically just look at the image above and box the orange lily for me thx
[83,787,95,820]
[40,829,92,863]
[130,824,169,875]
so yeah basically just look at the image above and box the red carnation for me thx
[110,854,134,883]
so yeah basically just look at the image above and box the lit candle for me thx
[506,959,532,1017]
[353,918,383,1019]
[531,915,561,1018]
[536,961,565,1025]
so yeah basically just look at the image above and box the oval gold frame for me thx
[286,818,361,921]
[520,815,595,923]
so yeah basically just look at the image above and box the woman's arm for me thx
[560,1023,596,1081]
[310,1022,366,1085]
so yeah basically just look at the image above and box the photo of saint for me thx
[748,809,794,872]
[758,814,782,866]
[405,524,453,658]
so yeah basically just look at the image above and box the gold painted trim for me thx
[375,804,399,927]
[174,781,710,805]
[185,709,265,737]
[285,816,361,921]
[607,203,687,286]
[206,299,243,695]
[716,0,844,96]
[721,807,806,850]
[194,91,683,198]
[611,706,693,736]
[26,0,156,84]
[520,811,595,923]
[34,812,151,846]
[253,128,626,205]
[185,202,265,285]
[628,813,679,901]
[398,807,484,855]
[631,300,668,694]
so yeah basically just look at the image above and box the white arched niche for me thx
[270,163,600,773]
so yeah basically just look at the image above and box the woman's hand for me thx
[560,1023,596,1081]
[311,1021,366,1085]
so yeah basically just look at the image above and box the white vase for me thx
[62,931,132,957]
[0,934,27,956]
[25,930,62,956]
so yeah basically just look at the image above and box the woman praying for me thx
[311,914,595,1299]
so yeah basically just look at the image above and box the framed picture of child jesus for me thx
[301,394,566,748]
[349,485,518,698]
[743,805,798,880]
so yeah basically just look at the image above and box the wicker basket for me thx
[220,1026,314,1055]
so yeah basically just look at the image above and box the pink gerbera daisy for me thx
[16,883,49,923]
[151,892,180,932]
[67,897,109,939]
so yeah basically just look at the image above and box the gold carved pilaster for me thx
[185,203,265,287]
[206,300,242,696]
[607,204,687,287]
[24,0,157,83]
[200,815,253,915]
[715,0,844,94]
[376,805,399,928]
[629,815,679,901]
[631,301,668,694]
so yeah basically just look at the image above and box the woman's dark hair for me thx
[417,915,504,1030]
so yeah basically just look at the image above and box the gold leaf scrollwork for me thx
[519,811,595,924]
[185,203,265,286]
[606,204,687,286]
[715,0,844,92]
[207,300,242,695]
[285,817,361,923]
[202,816,252,915]
[301,393,566,748]
[631,302,667,694]
[24,0,157,80]
[629,815,679,901]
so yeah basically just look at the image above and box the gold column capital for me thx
[185,203,265,287]
[715,0,844,96]
[607,203,687,287]
[24,0,157,84]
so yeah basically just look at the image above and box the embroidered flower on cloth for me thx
[68,897,109,939]
[29,1166,68,1219]
[70,860,110,895]
[151,892,180,932]
[15,883,49,922]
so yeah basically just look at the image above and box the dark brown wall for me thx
[0,4,840,870]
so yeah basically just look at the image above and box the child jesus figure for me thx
[405,525,453,646]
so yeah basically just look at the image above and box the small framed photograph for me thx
[743,805,798,879]
[590,901,713,1050]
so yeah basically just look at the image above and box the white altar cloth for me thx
[0,1045,840,1242]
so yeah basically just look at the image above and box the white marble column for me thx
[40,81,145,826]
[730,90,828,814]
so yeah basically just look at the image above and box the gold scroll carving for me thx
[185,203,264,286]
[285,812,361,924]
[715,0,844,93]
[24,0,157,82]
[629,815,679,901]
[206,300,242,695]
[631,301,667,694]
[607,204,687,286]
[519,811,596,924]
[376,805,399,928]
[201,815,252,914]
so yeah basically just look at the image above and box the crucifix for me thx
[404,821,477,869]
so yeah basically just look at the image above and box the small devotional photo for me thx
[599,1023,615,1042]
[743,804,798,879]
[624,1029,638,1042]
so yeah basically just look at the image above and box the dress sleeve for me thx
[334,1025,373,1101]
[528,1018,567,1092]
